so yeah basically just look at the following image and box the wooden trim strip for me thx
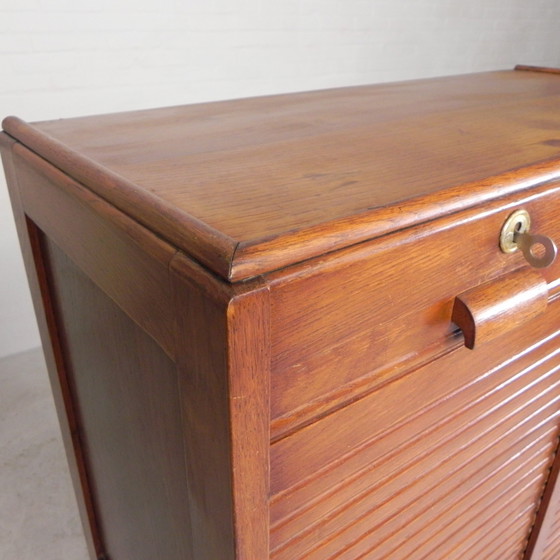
[515,65,560,75]
[13,144,175,267]
[227,286,271,559]
[3,117,237,280]
[231,159,560,280]
[171,254,271,559]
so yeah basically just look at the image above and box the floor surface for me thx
[0,348,89,560]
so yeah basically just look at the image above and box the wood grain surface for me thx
[4,69,560,280]
[5,68,560,560]
[171,254,271,560]
[267,179,560,438]
[43,239,193,560]
[0,134,103,559]
[524,432,560,559]
[270,301,560,559]
[13,144,178,358]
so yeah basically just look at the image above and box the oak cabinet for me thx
[3,65,560,559]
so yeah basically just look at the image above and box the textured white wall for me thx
[1,0,560,357]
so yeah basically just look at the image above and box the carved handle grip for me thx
[452,268,548,349]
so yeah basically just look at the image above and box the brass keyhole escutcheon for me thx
[500,209,531,254]
[499,209,557,269]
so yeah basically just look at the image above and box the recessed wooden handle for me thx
[452,268,548,349]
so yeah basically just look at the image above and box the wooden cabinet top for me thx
[4,67,560,281]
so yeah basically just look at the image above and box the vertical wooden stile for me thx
[171,253,271,559]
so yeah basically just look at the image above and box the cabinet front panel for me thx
[41,235,193,560]
[269,181,560,438]
[270,300,560,560]
[543,515,560,560]
[535,477,560,559]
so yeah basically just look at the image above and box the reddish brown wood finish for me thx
[452,267,549,349]
[516,64,560,75]
[0,134,102,558]
[4,69,560,280]
[267,180,560,439]
[268,301,560,559]
[4,68,560,560]
[2,135,271,559]
[171,254,270,559]
[43,238,192,560]
[524,437,560,559]
[13,144,177,358]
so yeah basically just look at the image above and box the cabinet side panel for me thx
[1,135,101,559]
[12,144,177,359]
[42,236,193,560]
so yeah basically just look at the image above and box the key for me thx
[514,230,558,269]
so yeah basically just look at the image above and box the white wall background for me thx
[1,0,560,358]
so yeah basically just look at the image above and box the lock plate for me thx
[499,209,531,254]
